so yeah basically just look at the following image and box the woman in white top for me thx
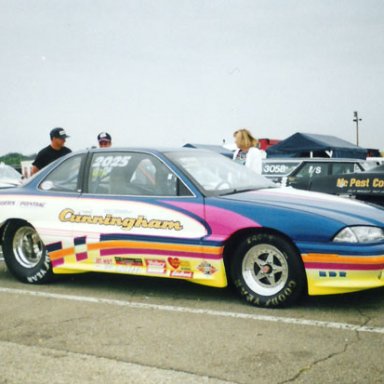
[233,129,266,174]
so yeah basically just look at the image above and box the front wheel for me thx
[2,221,53,284]
[230,233,305,308]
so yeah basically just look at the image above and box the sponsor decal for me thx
[0,201,15,206]
[373,178,384,188]
[167,257,192,271]
[96,257,142,273]
[19,201,46,208]
[168,257,181,269]
[170,270,193,278]
[115,257,143,267]
[336,177,384,190]
[336,178,349,188]
[58,208,183,231]
[96,257,113,265]
[146,259,167,274]
[91,155,130,169]
[197,261,217,275]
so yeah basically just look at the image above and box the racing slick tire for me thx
[230,233,306,308]
[2,221,53,284]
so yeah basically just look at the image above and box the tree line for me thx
[0,152,35,170]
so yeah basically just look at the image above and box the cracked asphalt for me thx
[0,261,384,384]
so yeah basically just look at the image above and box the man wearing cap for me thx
[97,132,112,148]
[31,128,71,175]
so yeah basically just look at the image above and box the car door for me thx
[57,150,208,278]
[31,153,86,254]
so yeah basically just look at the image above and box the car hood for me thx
[219,187,384,228]
[0,179,22,188]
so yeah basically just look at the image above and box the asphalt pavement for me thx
[1,261,384,384]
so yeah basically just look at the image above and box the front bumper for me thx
[302,252,384,295]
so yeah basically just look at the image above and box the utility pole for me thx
[353,111,362,146]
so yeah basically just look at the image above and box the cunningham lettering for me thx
[58,208,183,231]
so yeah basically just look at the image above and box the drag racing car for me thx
[1,147,384,308]
[308,164,384,207]
[262,158,370,186]
[282,158,367,189]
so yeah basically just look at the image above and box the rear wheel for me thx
[230,233,305,308]
[2,221,53,284]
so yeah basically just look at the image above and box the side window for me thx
[39,155,84,192]
[295,163,329,179]
[332,163,355,175]
[87,152,192,197]
[88,153,131,194]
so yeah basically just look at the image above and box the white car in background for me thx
[0,162,22,189]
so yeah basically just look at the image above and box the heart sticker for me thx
[168,257,181,269]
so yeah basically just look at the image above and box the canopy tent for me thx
[266,132,367,159]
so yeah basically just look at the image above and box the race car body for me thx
[1,148,384,307]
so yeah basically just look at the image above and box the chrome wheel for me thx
[12,226,44,269]
[242,243,289,296]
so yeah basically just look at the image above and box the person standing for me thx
[31,128,71,175]
[97,132,112,148]
[233,129,266,174]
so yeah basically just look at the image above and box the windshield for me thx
[165,150,276,196]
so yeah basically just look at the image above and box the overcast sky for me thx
[1,0,383,155]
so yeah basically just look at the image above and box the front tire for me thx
[2,221,53,284]
[230,233,305,308]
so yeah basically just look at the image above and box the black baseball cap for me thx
[50,127,69,139]
[97,132,112,142]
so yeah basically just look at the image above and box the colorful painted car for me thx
[1,148,384,308]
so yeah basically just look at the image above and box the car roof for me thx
[263,157,364,163]
[83,146,213,154]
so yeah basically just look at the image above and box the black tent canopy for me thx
[266,132,367,159]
